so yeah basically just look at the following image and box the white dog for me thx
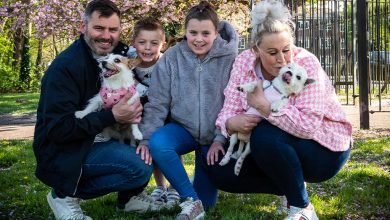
[219,62,315,175]
[75,53,143,143]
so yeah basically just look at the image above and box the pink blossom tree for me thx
[0,0,250,91]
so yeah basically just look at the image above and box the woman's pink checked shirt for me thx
[216,47,352,152]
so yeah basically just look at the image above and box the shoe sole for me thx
[46,192,60,219]
[195,211,205,220]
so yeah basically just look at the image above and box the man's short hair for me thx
[84,0,121,23]
[132,17,166,42]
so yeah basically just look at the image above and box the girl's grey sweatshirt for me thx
[140,21,238,146]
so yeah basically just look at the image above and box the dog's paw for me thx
[133,131,144,141]
[271,99,288,112]
[237,81,257,93]
[75,111,86,119]
[132,129,143,141]
[271,103,281,112]
[219,154,231,166]
[234,158,244,176]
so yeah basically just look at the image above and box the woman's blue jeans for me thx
[149,123,217,209]
[73,140,153,200]
[202,120,350,208]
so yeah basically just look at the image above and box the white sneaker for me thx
[276,196,289,214]
[118,191,165,213]
[285,203,319,220]
[176,198,205,220]
[47,190,92,220]
[150,186,167,202]
[166,188,180,208]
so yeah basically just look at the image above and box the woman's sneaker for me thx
[150,186,167,202]
[176,198,205,220]
[46,190,92,220]
[285,203,319,220]
[166,188,180,208]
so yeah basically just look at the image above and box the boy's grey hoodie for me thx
[140,21,238,146]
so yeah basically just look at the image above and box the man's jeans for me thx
[73,140,153,200]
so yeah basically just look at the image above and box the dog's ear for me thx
[305,78,315,86]
[127,58,142,69]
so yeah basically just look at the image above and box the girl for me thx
[138,1,238,219]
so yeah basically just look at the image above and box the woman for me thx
[138,1,238,219]
[205,0,352,219]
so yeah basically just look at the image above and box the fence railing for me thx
[240,0,389,112]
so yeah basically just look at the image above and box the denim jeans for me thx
[203,120,350,208]
[73,139,153,200]
[149,123,217,209]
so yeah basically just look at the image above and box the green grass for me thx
[0,138,389,219]
[0,93,39,115]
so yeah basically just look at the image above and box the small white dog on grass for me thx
[75,53,143,143]
[219,62,315,175]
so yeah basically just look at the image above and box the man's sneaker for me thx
[176,198,205,220]
[150,186,167,202]
[285,203,319,220]
[117,192,165,213]
[276,196,289,214]
[46,190,92,220]
[166,188,180,208]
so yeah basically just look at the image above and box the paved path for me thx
[0,104,389,140]
[0,113,36,140]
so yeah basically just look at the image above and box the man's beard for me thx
[84,31,116,56]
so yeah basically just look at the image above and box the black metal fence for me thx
[240,0,389,112]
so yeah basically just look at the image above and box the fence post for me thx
[357,0,370,129]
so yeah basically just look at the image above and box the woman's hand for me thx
[247,80,271,117]
[226,114,262,135]
[136,144,152,165]
[207,141,225,165]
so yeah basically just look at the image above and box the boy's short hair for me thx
[84,0,120,23]
[133,17,166,42]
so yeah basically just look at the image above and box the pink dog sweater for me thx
[100,85,136,109]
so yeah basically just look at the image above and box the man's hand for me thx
[226,114,262,135]
[136,144,152,165]
[112,93,143,124]
[207,141,225,165]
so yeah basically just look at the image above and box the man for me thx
[33,1,163,219]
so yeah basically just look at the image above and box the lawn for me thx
[0,93,39,115]
[0,137,389,219]
[1,93,389,219]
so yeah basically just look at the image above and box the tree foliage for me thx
[1,0,250,41]
[0,0,251,92]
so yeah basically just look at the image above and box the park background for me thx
[0,0,389,219]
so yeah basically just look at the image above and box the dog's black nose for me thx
[102,61,107,68]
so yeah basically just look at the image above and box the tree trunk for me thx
[19,31,31,89]
[12,28,23,70]
[52,35,59,56]
[35,39,43,80]
[19,0,31,89]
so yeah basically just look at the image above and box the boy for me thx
[132,17,180,208]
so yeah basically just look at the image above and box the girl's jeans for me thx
[149,123,217,209]
[203,120,350,208]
